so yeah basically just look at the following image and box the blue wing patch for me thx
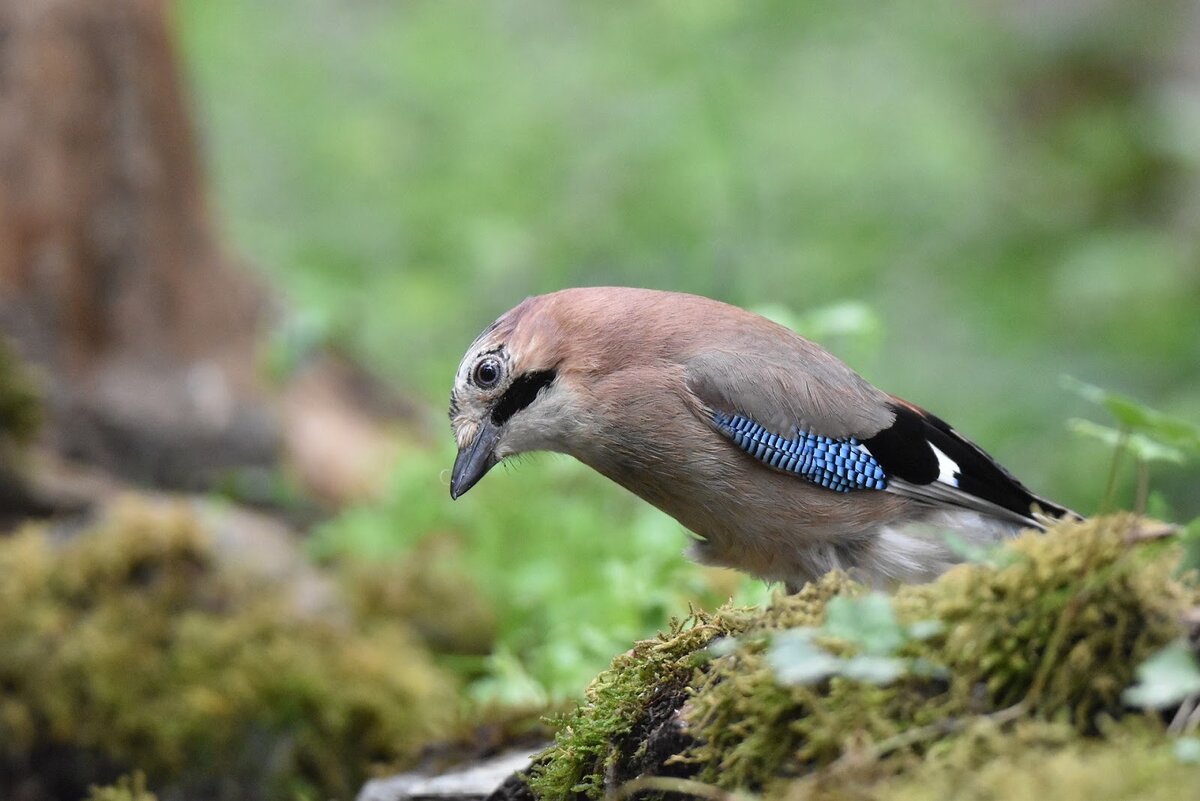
[713,411,888,493]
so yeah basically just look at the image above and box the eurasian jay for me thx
[448,287,1075,589]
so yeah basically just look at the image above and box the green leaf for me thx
[767,629,843,686]
[1174,738,1200,764]
[1122,640,1200,709]
[822,593,907,656]
[1061,376,1152,429]
[705,636,739,659]
[840,655,907,684]
[907,619,945,641]
[1068,418,1187,465]
[1062,376,1200,452]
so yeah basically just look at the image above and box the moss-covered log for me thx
[0,500,465,801]
[522,516,1200,800]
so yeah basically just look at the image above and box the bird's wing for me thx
[684,349,1071,529]
[683,346,895,440]
[857,397,1072,528]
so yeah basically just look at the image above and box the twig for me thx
[1185,701,1200,735]
[1169,693,1200,736]
[863,702,1028,761]
[1124,521,1178,543]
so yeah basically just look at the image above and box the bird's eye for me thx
[472,357,503,389]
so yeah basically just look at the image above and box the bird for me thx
[448,287,1077,590]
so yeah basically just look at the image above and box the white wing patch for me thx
[930,444,961,487]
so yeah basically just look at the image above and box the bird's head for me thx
[448,296,580,499]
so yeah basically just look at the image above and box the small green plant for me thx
[1123,640,1200,710]
[524,516,1200,799]
[766,593,944,686]
[1174,737,1200,763]
[1062,376,1200,513]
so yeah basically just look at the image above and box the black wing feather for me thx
[863,402,1074,526]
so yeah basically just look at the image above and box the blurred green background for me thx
[174,0,1200,701]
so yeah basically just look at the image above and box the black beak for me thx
[450,421,501,499]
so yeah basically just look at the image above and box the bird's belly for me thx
[590,450,922,585]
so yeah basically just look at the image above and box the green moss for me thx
[525,605,750,799]
[873,721,1200,801]
[0,499,460,800]
[341,532,498,655]
[0,337,41,448]
[85,773,157,801]
[527,516,1198,799]
[770,719,1200,801]
[686,516,1191,790]
[525,573,854,800]
[899,515,1186,723]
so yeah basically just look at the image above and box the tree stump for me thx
[0,0,279,490]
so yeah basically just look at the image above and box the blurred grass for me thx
[308,441,771,702]
[173,0,1200,700]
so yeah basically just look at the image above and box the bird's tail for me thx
[1028,493,1083,531]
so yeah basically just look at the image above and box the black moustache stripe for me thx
[491,370,557,425]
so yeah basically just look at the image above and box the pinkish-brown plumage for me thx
[449,287,1074,589]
